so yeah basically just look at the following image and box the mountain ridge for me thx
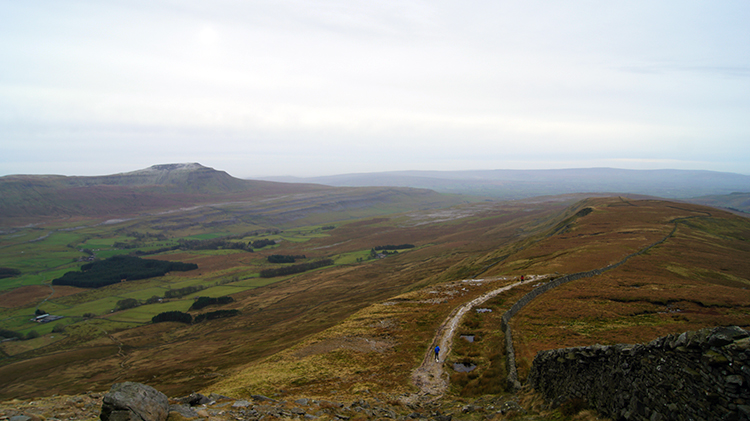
[0,163,463,226]
[3,163,267,192]
[260,167,750,201]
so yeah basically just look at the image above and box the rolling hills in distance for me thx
[0,163,749,419]
[263,168,750,212]
[0,163,462,226]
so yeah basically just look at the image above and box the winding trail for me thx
[409,275,549,399]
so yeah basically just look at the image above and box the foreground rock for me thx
[100,382,169,421]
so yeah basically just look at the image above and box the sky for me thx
[1,1,749,178]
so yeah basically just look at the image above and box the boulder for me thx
[100,382,170,421]
[167,404,199,420]
[173,393,209,407]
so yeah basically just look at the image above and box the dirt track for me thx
[409,275,548,399]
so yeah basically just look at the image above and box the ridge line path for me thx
[409,274,549,399]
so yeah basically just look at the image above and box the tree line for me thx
[51,255,198,288]
[250,238,276,249]
[151,309,240,324]
[133,237,279,256]
[259,259,334,278]
[189,296,234,311]
[373,244,415,251]
[0,267,20,279]
[267,254,306,264]
[110,287,214,314]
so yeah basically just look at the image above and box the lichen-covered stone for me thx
[529,326,750,421]
[100,382,169,421]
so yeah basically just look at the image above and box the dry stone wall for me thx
[500,220,685,390]
[528,326,750,421]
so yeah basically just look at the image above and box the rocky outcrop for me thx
[528,326,750,421]
[100,382,169,421]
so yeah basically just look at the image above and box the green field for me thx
[0,212,373,346]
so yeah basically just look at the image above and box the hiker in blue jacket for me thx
[434,345,440,362]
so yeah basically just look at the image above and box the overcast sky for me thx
[1,1,749,178]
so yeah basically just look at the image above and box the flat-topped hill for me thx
[0,163,456,225]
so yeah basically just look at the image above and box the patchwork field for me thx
[0,192,571,399]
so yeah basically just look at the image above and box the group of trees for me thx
[0,267,21,279]
[176,238,253,252]
[164,285,205,299]
[0,327,45,341]
[267,254,305,264]
[189,296,234,311]
[152,311,192,324]
[110,286,210,313]
[112,231,167,249]
[194,310,239,323]
[373,244,415,251]
[115,298,140,312]
[369,244,416,259]
[250,238,276,249]
[0,328,24,340]
[133,245,181,256]
[259,259,334,278]
[151,309,240,324]
[133,239,276,256]
[141,236,278,253]
[52,255,198,288]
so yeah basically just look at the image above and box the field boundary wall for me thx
[500,224,678,389]
[528,326,750,421]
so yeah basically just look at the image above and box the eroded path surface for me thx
[409,275,548,400]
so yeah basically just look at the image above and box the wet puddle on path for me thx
[453,362,477,372]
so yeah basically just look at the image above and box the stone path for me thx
[409,275,548,399]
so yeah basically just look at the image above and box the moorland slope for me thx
[1,164,749,419]
[202,198,749,403]
[0,163,460,225]
[2,194,748,416]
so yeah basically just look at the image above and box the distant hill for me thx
[687,192,750,215]
[2,163,311,194]
[0,163,326,222]
[262,168,750,203]
[0,164,458,224]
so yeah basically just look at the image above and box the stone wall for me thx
[528,326,750,421]
[501,223,679,389]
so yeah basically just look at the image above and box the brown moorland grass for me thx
[0,284,82,308]
[0,199,573,400]
[493,198,750,380]
[3,195,745,411]
[207,276,528,403]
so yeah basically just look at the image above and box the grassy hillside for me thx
[0,163,326,222]
[206,197,750,404]
[0,164,463,225]
[1,194,748,405]
[0,194,571,399]
[478,198,750,380]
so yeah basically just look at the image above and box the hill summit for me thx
[0,163,329,222]
[91,163,252,192]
